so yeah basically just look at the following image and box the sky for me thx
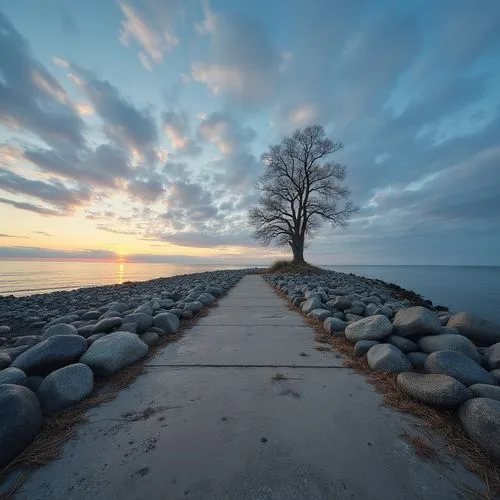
[0,0,499,266]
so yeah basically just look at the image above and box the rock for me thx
[120,322,138,334]
[0,352,11,370]
[0,367,27,385]
[323,317,347,335]
[345,315,393,343]
[393,306,442,337]
[447,312,500,346]
[140,331,159,346]
[0,326,11,335]
[486,342,500,370]
[81,310,101,321]
[418,334,481,363]
[333,296,351,310]
[397,372,472,408]
[441,326,459,335]
[491,369,500,384]
[122,313,153,333]
[77,325,94,337]
[42,323,78,340]
[91,317,122,334]
[301,297,322,314]
[197,293,215,306]
[80,331,148,377]
[387,335,417,353]
[181,310,193,320]
[308,309,332,321]
[469,384,500,402]
[13,335,42,347]
[37,363,94,413]
[407,352,428,370]
[459,398,500,462]
[347,301,365,316]
[25,376,44,392]
[153,313,180,335]
[11,335,88,376]
[367,344,412,373]
[87,333,107,345]
[3,345,29,359]
[425,350,497,387]
[345,313,364,322]
[106,301,130,313]
[0,384,43,467]
[353,340,378,358]
[184,301,203,313]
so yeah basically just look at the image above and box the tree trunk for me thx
[291,239,305,264]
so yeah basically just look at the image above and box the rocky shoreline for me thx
[264,271,500,465]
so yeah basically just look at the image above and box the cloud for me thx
[0,233,29,239]
[0,197,62,216]
[33,231,52,236]
[0,246,117,260]
[127,171,166,202]
[162,110,202,156]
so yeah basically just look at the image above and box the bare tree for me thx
[248,125,356,264]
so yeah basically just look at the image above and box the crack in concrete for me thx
[144,363,347,368]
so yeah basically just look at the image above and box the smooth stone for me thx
[87,333,107,345]
[491,369,500,384]
[42,323,78,340]
[486,342,500,370]
[441,326,459,335]
[37,363,94,413]
[345,313,364,322]
[80,331,148,377]
[406,352,428,370]
[184,301,204,313]
[301,297,322,315]
[0,326,10,335]
[153,313,180,335]
[397,372,472,408]
[106,302,130,313]
[323,317,347,335]
[345,315,393,343]
[0,384,43,467]
[425,350,497,387]
[13,335,42,347]
[469,384,500,402]
[181,310,193,320]
[197,293,215,306]
[76,325,94,337]
[393,306,442,337]
[91,317,122,334]
[120,322,138,334]
[0,352,11,370]
[367,344,412,373]
[3,345,30,359]
[333,296,351,311]
[418,334,481,363]
[448,312,500,346]
[387,335,417,353]
[308,309,332,321]
[0,367,27,385]
[140,331,159,346]
[12,335,88,376]
[81,310,101,321]
[122,313,153,334]
[459,398,500,462]
[353,340,378,358]
[25,375,44,392]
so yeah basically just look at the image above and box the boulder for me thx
[407,352,428,370]
[345,315,393,343]
[90,317,122,334]
[486,342,500,371]
[308,309,332,321]
[333,296,351,311]
[13,336,42,347]
[469,384,500,402]
[184,301,203,313]
[345,313,364,322]
[387,335,417,353]
[153,313,180,335]
[393,306,442,337]
[81,310,100,321]
[425,350,497,387]
[80,331,148,377]
[353,340,378,358]
[491,369,500,384]
[25,376,44,392]
[302,298,322,314]
[197,293,215,306]
[87,333,107,345]
[0,352,11,370]
[12,335,88,376]
[459,398,500,462]
[447,312,500,346]
[122,313,153,334]
[120,322,138,334]
[0,367,27,385]
[323,317,347,335]
[0,384,42,467]
[42,323,78,340]
[397,372,471,408]
[0,326,10,335]
[367,344,412,373]
[37,363,94,413]
[140,331,159,346]
[418,334,481,363]
[76,325,94,337]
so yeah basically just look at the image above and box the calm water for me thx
[0,261,498,323]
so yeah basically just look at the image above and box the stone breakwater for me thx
[0,269,248,468]
[264,271,500,464]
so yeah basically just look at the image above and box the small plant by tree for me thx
[249,125,356,264]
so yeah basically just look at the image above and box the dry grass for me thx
[264,259,327,275]
[401,432,438,459]
[270,284,500,499]
[271,371,288,381]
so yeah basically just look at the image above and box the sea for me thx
[0,261,498,323]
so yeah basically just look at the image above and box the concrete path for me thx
[16,275,483,499]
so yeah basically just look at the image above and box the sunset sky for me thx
[1,0,499,265]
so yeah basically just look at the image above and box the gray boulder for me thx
[197,293,215,306]
[393,306,442,337]
[0,326,10,335]
[42,323,78,340]
[13,335,42,347]
[140,331,159,346]
[333,296,351,311]
[353,340,378,358]
[0,352,11,370]
[0,367,27,385]
[308,309,332,321]
[418,334,481,363]
[448,312,500,346]
[12,335,87,376]
[407,352,428,370]
[491,369,500,384]
[323,317,347,335]
[153,313,180,335]
[459,398,500,462]
[345,315,393,343]
[425,350,497,387]
[122,313,153,333]
[302,297,322,314]
[80,331,148,377]
[120,322,138,334]
[387,335,417,353]
[367,344,412,373]
[469,384,500,402]
[25,376,44,392]
[81,310,100,321]
[397,372,471,408]
[91,317,122,334]
[37,363,94,413]
[486,342,500,370]
[184,301,203,313]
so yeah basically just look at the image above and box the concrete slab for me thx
[14,275,485,499]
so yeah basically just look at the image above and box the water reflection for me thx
[117,263,125,284]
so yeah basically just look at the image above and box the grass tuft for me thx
[271,371,288,381]
[264,260,327,275]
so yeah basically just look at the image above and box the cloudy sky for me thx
[0,0,499,265]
